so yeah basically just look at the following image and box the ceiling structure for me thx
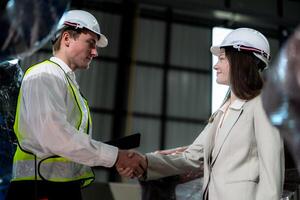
[71,0,300,41]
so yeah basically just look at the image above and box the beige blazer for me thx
[146,95,284,200]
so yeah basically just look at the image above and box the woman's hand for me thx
[155,146,188,155]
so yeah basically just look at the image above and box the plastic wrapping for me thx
[0,60,23,198]
[262,26,300,171]
[0,0,69,198]
[0,0,70,63]
[175,178,203,200]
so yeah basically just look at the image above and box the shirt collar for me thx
[50,56,78,88]
[219,100,231,113]
[219,98,246,112]
[50,57,73,74]
[230,98,246,110]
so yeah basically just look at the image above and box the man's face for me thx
[68,30,98,70]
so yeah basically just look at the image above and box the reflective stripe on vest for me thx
[12,60,94,187]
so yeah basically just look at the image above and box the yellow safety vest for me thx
[12,60,94,187]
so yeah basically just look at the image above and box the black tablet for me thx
[105,133,141,149]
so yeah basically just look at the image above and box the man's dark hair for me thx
[52,27,83,53]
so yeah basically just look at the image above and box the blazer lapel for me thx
[202,111,223,192]
[211,102,245,166]
[204,111,222,165]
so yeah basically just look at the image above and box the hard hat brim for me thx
[210,46,221,56]
[210,45,228,56]
[97,33,108,48]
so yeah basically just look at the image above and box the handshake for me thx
[114,146,188,179]
[115,150,147,179]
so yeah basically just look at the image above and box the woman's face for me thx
[213,50,230,85]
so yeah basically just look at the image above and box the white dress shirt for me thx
[17,56,118,167]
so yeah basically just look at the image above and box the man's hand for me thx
[115,150,147,178]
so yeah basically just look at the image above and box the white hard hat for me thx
[54,10,108,48]
[210,28,271,68]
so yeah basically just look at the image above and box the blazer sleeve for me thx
[145,125,209,180]
[254,97,285,200]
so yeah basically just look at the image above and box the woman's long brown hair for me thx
[226,47,265,100]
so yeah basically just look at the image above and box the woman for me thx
[119,28,285,200]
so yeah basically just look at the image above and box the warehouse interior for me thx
[15,0,300,199]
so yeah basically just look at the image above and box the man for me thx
[6,10,146,200]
